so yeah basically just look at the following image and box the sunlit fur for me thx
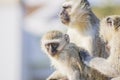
[100,15,120,43]
[60,0,107,57]
[41,30,83,80]
[86,15,120,79]
[41,31,63,58]
[41,30,110,80]
[61,0,95,32]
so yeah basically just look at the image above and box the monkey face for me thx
[41,30,70,57]
[45,42,60,56]
[104,16,120,30]
[60,2,72,25]
[60,0,81,25]
[60,0,90,29]
[44,34,70,57]
[100,16,120,43]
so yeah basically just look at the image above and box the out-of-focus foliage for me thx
[93,6,120,19]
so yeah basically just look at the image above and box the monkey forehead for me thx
[108,15,120,19]
[102,15,120,22]
[42,39,61,45]
[62,0,80,7]
[62,0,73,7]
[42,31,63,40]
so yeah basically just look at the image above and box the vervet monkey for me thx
[83,15,120,80]
[41,30,82,80]
[60,0,107,57]
[41,30,110,80]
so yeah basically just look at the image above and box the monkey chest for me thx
[68,31,93,51]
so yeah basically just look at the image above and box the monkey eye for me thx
[52,43,59,49]
[106,17,113,26]
[45,43,59,51]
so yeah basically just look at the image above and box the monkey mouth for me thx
[50,50,58,56]
[61,17,70,25]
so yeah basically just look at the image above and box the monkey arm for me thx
[47,70,67,80]
[89,57,118,77]
[79,48,93,66]
[80,50,119,77]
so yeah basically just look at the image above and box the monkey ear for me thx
[79,0,90,8]
[64,34,70,43]
[106,17,114,27]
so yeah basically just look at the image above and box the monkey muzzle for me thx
[45,43,59,56]
[60,8,70,25]
[50,46,58,56]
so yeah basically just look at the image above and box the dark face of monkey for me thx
[60,0,91,28]
[60,5,71,25]
[44,34,70,57]
[45,42,60,56]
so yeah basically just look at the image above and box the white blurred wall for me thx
[0,0,21,80]
[0,0,19,5]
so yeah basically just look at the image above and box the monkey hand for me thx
[79,48,92,66]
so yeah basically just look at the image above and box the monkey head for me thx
[41,31,70,57]
[60,0,91,28]
[100,15,120,44]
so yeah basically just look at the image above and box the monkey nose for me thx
[50,49,57,56]
[51,48,57,53]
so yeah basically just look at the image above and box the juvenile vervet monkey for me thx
[41,30,110,80]
[83,15,120,80]
[60,0,107,57]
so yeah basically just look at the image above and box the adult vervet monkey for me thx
[60,0,107,57]
[83,15,120,80]
[41,30,110,80]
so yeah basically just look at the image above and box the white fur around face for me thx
[51,57,73,76]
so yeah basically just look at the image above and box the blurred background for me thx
[0,0,120,80]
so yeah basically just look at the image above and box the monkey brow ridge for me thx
[43,31,63,40]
